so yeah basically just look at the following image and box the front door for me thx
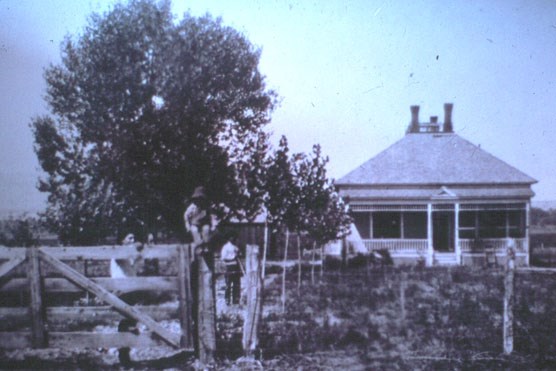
[433,211,454,252]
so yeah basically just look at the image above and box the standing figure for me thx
[221,235,242,305]
[184,186,213,247]
[110,233,141,278]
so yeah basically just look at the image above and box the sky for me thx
[1,0,556,216]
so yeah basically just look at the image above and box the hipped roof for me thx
[337,133,536,186]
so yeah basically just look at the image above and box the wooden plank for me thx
[504,242,516,355]
[0,256,25,279]
[196,248,216,364]
[243,245,262,357]
[178,245,193,348]
[48,305,178,330]
[517,267,556,273]
[28,248,47,348]
[0,332,31,349]
[1,276,178,293]
[0,307,31,331]
[50,331,168,349]
[38,249,181,348]
[39,245,179,260]
[0,247,26,259]
[0,331,189,349]
[0,305,179,331]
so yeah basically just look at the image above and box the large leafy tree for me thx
[32,0,276,244]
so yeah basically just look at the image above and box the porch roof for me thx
[337,133,537,186]
[339,185,534,201]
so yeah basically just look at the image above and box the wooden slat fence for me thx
[0,244,193,352]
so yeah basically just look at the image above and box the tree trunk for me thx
[341,236,347,270]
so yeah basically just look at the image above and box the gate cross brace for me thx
[37,249,181,349]
[0,256,25,279]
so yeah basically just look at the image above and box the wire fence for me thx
[248,263,556,364]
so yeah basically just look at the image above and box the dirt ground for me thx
[3,265,556,370]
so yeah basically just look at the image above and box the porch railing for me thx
[363,239,428,252]
[362,238,527,254]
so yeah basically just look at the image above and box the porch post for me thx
[455,203,461,265]
[427,203,433,266]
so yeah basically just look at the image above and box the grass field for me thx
[251,265,556,369]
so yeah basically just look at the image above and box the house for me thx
[336,104,536,266]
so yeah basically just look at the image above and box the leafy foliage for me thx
[0,216,39,247]
[264,137,351,247]
[294,144,351,246]
[531,207,556,227]
[265,136,299,230]
[31,0,276,244]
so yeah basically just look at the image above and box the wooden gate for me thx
[0,245,193,351]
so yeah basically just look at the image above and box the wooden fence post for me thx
[281,229,290,314]
[400,272,407,328]
[311,241,316,285]
[262,221,268,279]
[195,248,216,365]
[243,244,262,358]
[27,247,47,348]
[178,245,193,349]
[297,234,301,294]
[503,239,515,355]
[320,245,324,278]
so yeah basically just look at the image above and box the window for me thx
[458,207,526,239]
[479,211,507,238]
[373,212,401,238]
[459,211,476,239]
[403,212,427,238]
[508,210,525,238]
[352,212,371,239]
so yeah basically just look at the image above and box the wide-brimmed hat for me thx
[191,186,206,199]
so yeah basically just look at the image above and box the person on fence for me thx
[221,234,242,305]
[184,186,214,251]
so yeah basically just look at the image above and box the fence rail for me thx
[0,245,193,352]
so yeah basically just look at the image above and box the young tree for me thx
[31,0,276,244]
[296,145,351,248]
[228,130,272,223]
[265,136,299,230]
[292,144,351,285]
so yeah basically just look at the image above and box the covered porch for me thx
[352,202,530,266]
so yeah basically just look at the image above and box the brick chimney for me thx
[430,116,439,132]
[443,103,454,132]
[409,105,420,133]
